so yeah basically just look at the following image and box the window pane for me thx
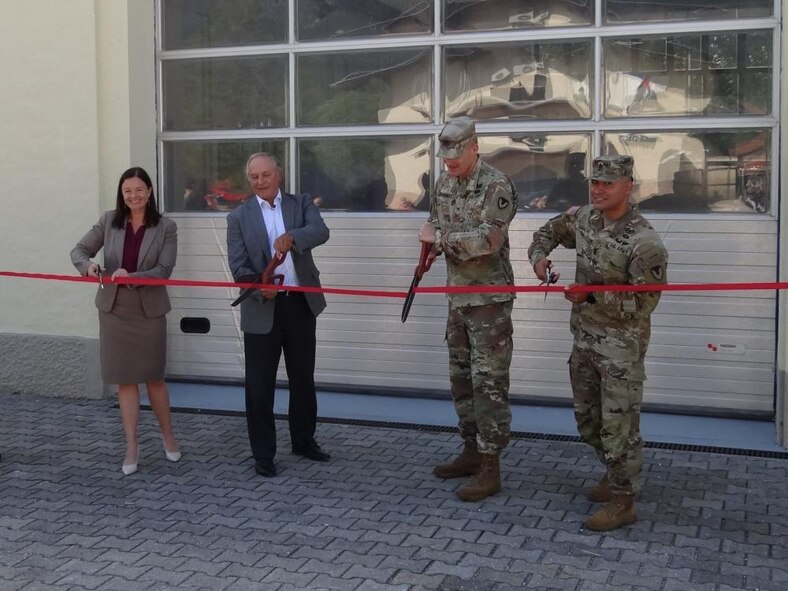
[164,141,287,213]
[603,130,771,213]
[298,137,431,211]
[605,0,773,24]
[445,41,592,121]
[444,0,593,32]
[297,49,432,126]
[477,134,591,211]
[604,32,772,118]
[161,0,287,49]
[163,56,288,131]
[297,0,432,41]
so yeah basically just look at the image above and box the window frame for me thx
[155,0,780,218]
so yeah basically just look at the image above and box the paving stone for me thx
[1,393,788,591]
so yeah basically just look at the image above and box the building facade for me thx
[1,0,787,443]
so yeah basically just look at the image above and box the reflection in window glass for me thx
[605,32,772,118]
[603,130,770,213]
[445,41,592,121]
[298,137,431,211]
[297,49,432,126]
[161,0,287,49]
[477,134,591,211]
[444,0,592,32]
[164,141,287,213]
[297,0,432,41]
[605,0,772,24]
[163,57,288,132]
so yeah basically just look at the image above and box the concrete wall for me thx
[0,0,156,398]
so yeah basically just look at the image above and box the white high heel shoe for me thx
[164,442,181,462]
[122,447,138,475]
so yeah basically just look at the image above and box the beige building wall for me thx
[778,0,788,445]
[0,0,155,398]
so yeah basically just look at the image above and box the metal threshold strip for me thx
[165,406,788,460]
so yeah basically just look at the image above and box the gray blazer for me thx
[226,192,329,334]
[70,211,177,318]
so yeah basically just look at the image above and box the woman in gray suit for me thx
[71,167,181,475]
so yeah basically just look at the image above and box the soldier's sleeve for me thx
[427,175,443,256]
[442,177,516,261]
[602,233,668,316]
[527,208,578,266]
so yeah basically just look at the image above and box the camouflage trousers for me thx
[446,301,513,455]
[569,346,644,496]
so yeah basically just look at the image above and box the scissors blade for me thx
[400,273,419,323]
[231,286,256,307]
[542,264,555,301]
[231,275,262,307]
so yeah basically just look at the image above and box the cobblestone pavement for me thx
[0,393,786,591]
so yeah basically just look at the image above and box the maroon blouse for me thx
[121,224,147,273]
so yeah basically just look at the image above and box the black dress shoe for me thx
[254,459,277,477]
[293,442,331,462]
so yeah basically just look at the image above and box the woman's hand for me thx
[111,268,130,280]
[87,263,100,278]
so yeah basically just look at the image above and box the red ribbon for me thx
[1,270,786,299]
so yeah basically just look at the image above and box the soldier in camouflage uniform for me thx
[528,155,668,531]
[418,117,518,502]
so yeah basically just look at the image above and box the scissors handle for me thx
[415,242,434,280]
[402,242,435,323]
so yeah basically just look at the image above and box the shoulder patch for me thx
[498,196,510,209]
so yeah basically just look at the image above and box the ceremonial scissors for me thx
[231,251,286,307]
[401,242,434,323]
[540,262,558,301]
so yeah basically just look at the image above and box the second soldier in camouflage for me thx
[528,155,668,531]
[419,116,518,502]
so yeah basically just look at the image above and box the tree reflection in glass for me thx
[297,0,432,41]
[161,0,287,49]
[604,31,772,118]
[605,0,772,24]
[164,141,287,213]
[297,49,432,126]
[298,137,431,211]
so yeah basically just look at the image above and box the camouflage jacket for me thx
[528,205,668,364]
[429,158,518,308]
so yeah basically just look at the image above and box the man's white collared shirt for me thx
[256,191,299,287]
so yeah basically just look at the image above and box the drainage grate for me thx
[166,407,788,460]
[317,416,788,458]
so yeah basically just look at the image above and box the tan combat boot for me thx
[584,495,637,531]
[456,454,501,502]
[587,475,612,503]
[433,440,482,479]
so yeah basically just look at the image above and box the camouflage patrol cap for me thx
[437,117,477,158]
[589,155,634,182]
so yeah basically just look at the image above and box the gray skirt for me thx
[99,287,167,385]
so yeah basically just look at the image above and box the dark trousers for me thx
[243,292,317,461]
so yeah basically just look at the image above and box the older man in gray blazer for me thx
[227,152,330,477]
